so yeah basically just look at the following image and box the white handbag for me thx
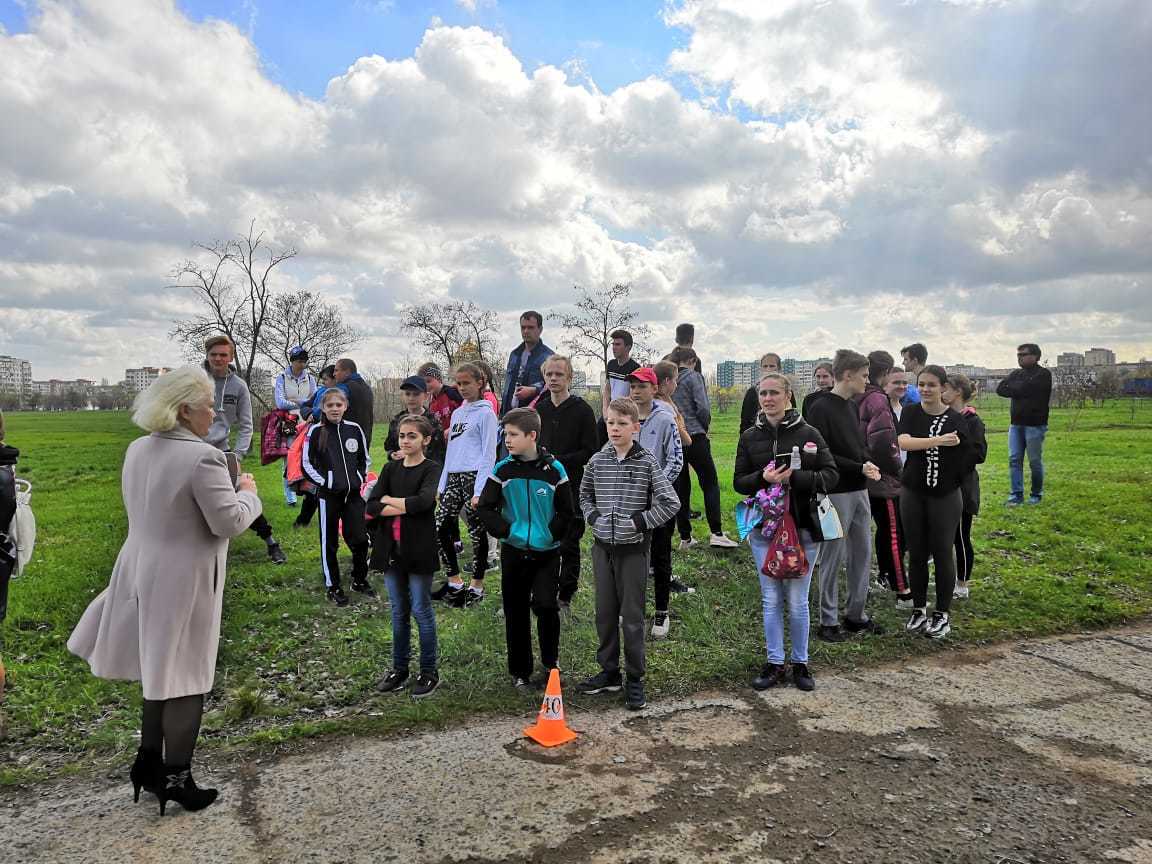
[814,476,843,542]
[10,478,35,577]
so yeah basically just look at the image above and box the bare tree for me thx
[259,289,361,374]
[168,221,298,383]
[557,283,652,391]
[400,300,502,370]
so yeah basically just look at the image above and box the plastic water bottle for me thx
[789,446,802,471]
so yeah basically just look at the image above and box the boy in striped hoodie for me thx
[577,398,680,710]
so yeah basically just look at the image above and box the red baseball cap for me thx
[627,367,658,386]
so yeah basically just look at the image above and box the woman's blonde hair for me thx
[758,372,793,393]
[131,367,214,433]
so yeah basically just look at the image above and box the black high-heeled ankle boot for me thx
[130,747,162,802]
[157,764,219,816]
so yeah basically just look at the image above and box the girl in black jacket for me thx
[302,388,371,606]
[367,414,442,698]
[734,374,839,693]
[944,374,987,600]
[897,366,970,639]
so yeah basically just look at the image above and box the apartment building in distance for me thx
[0,355,33,401]
[31,379,96,396]
[125,367,172,393]
[716,360,759,389]
[1084,347,1116,367]
[1057,352,1085,367]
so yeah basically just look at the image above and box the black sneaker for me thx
[512,677,533,690]
[411,672,439,698]
[751,663,786,691]
[669,578,696,595]
[578,670,623,694]
[625,677,646,710]
[431,581,464,602]
[326,587,349,607]
[350,579,377,598]
[376,669,409,692]
[843,617,885,636]
[452,587,484,608]
[817,624,848,643]
[791,662,815,691]
[267,542,287,565]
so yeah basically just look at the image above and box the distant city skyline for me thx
[2,1,1150,380]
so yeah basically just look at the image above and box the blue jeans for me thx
[1008,424,1047,499]
[383,567,438,673]
[748,528,819,664]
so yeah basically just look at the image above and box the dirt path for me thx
[3,627,1152,863]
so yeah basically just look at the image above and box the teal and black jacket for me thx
[477,447,576,552]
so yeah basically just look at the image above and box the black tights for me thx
[954,511,975,583]
[141,693,205,765]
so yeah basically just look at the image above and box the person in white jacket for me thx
[432,363,498,607]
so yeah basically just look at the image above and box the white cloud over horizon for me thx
[1,0,1150,383]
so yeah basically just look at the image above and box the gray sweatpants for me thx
[593,540,649,681]
[817,489,874,627]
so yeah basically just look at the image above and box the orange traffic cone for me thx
[524,668,578,747]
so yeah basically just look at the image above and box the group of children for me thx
[296,345,988,709]
[297,352,687,709]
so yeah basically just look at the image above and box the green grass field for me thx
[2,399,1150,783]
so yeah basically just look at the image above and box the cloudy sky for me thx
[2,0,1150,382]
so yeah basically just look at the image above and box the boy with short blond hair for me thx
[577,398,680,710]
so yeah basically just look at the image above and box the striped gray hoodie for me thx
[578,442,681,545]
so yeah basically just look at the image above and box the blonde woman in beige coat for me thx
[68,367,262,816]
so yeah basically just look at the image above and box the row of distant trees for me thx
[165,221,655,403]
[0,386,134,412]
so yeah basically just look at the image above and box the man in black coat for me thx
[996,343,1052,505]
[334,358,375,450]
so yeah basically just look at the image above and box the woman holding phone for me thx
[69,368,262,815]
[734,373,838,692]
[897,365,969,639]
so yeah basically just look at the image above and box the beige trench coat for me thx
[68,427,262,700]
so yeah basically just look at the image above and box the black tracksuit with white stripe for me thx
[302,418,370,589]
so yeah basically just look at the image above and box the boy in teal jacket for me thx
[477,408,576,687]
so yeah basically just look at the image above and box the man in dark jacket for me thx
[996,343,1052,505]
[500,311,554,416]
[334,358,375,450]
[803,350,882,642]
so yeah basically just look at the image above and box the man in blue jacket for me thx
[500,311,554,416]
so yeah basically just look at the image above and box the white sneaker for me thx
[924,611,951,639]
[905,608,928,632]
[651,611,670,639]
[709,532,739,549]
[678,537,699,551]
[953,584,969,599]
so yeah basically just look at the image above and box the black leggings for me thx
[674,434,723,538]
[954,511,975,583]
[141,693,205,765]
[900,487,963,614]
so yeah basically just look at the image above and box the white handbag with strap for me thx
[10,478,35,577]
